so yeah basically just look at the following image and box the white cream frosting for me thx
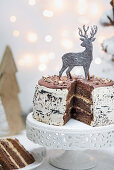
[33,84,68,125]
[91,85,114,126]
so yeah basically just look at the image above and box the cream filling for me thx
[75,94,92,104]
[0,143,20,169]
[6,140,28,166]
[67,94,92,105]
[75,106,92,116]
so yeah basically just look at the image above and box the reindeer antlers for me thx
[83,25,89,38]
[78,25,97,40]
[90,25,98,39]
[78,25,89,39]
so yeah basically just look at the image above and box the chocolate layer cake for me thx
[0,138,35,169]
[33,75,114,126]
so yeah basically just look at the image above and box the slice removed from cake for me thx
[0,138,35,169]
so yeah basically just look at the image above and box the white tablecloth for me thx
[15,131,114,170]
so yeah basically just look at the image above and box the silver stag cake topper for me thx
[59,25,98,81]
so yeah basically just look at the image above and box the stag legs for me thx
[83,65,90,81]
[59,65,67,79]
[66,66,73,80]
[88,72,90,80]
[59,65,73,80]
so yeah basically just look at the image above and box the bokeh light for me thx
[48,52,55,60]
[28,0,36,6]
[38,64,47,72]
[43,10,54,17]
[89,2,100,17]
[27,32,38,43]
[13,30,20,37]
[18,54,35,67]
[95,57,102,64]
[76,0,88,15]
[10,16,16,23]
[39,53,48,63]
[61,39,73,50]
[45,35,53,42]
[24,55,33,64]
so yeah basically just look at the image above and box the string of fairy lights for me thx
[9,0,112,73]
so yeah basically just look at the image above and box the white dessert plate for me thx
[18,147,46,170]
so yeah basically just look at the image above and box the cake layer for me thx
[71,107,93,125]
[0,140,25,168]
[76,86,92,99]
[0,147,18,169]
[8,139,34,165]
[0,138,35,170]
[0,143,19,169]
[74,95,92,113]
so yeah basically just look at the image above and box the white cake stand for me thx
[26,113,114,170]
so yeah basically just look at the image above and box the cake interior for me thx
[65,78,94,125]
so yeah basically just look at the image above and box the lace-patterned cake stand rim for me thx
[27,113,114,133]
[26,113,114,170]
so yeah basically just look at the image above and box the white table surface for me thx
[15,131,114,170]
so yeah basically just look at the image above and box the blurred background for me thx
[0,0,114,114]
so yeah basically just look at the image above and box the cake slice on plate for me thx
[0,138,35,169]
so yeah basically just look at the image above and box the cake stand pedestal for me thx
[26,113,114,170]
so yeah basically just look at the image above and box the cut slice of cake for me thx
[33,75,114,126]
[0,138,35,169]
